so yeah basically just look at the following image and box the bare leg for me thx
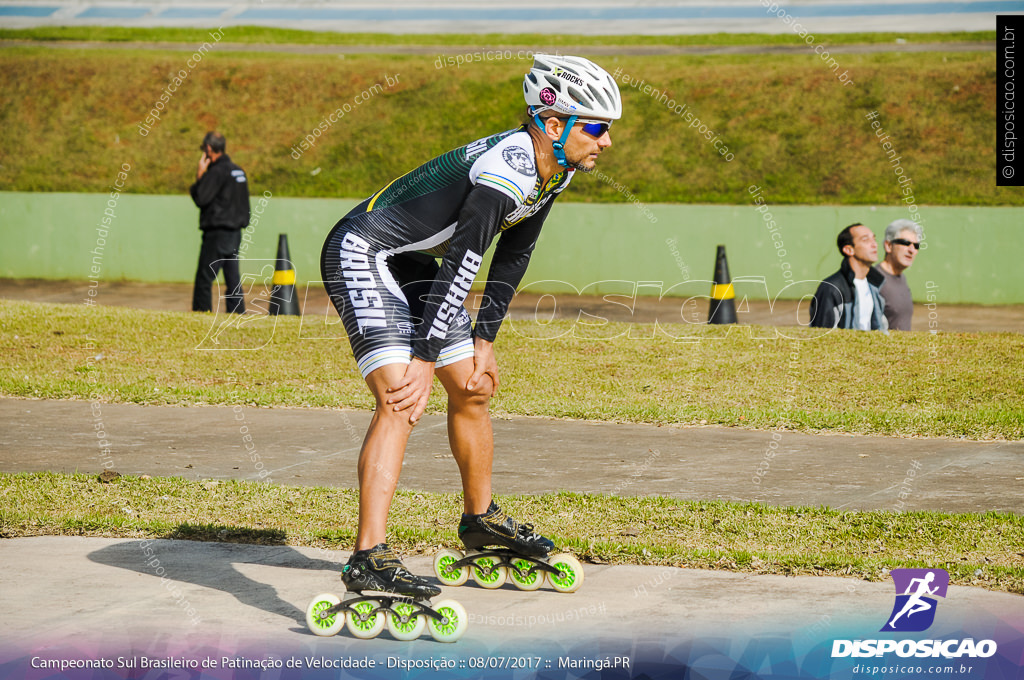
[436,358,494,516]
[354,363,417,551]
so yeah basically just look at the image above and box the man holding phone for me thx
[190,131,250,314]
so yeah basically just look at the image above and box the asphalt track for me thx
[3,398,1024,514]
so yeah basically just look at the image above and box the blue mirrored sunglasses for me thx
[557,117,612,137]
[580,121,611,137]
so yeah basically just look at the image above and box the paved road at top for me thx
[0,0,1018,34]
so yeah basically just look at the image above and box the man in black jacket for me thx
[190,132,250,313]
[809,223,888,331]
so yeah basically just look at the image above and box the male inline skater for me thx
[321,54,622,595]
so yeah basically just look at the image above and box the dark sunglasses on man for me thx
[891,238,920,250]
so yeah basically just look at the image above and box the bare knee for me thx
[371,402,418,432]
[448,376,492,409]
[364,363,420,430]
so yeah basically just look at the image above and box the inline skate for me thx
[306,543,467,641]
[432,502,584,593]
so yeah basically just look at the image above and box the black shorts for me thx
[321,221,475,378]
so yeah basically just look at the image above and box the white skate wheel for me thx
[345,597,386,639]
[509,557,543,591]
[470,555,507,589]
[547,553,584,593]
[386,600,427,641]
[427,599,468,643]
[306,593,344,637]
[434,548,469,586]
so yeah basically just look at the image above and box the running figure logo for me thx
[881,568,949,632]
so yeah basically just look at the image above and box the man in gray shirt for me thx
[875,219,922,331]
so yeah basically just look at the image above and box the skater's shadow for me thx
[87,528,343,631]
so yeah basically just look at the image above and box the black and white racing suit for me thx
[321,125,574,377]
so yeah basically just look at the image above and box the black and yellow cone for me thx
[268,233,300,316]
[708,244,738,325]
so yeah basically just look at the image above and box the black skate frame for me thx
[313,592,452,628]
[447,548,567,583]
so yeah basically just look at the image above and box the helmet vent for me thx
[567,86,588,106]
[543,75,563,91]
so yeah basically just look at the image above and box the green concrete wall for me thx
[1,191,1020,304]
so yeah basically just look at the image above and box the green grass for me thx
[0,26,995,47]
[0,43,1010,205]
[2,299,1022,439]
[2,471,1021,593]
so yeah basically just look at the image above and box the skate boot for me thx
[305,543,467,641]
[459,501,555,557]
[433,502,584,593]
[342,543,441,599]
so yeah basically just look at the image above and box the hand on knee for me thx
[372,402,420,431]
[451,377,492,408]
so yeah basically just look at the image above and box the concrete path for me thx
[2,398,1023,514]
[0,536,1020,677]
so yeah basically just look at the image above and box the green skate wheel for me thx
[434,548,469,587]
[470,555,506,589]
[306,593,344,637]
[345,598,386,639]
[387,601,426,641]
[547,553,584,593]
[509,557,543,591]
[427,598,467,643]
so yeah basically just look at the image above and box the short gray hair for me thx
[884,219,922,243]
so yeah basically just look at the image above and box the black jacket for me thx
[809,258,888,331]
[189,154,251,231]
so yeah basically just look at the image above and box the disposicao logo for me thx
[882,568,948,632]
[831,568,998,660]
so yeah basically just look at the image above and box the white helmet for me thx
[524,54,622,121]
